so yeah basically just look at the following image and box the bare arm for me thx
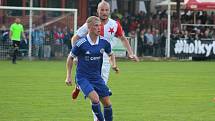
[65,55,74,86]
[22,32,26,40]
[109,53,119,73]
[118,35,139,61]
[9,31,12,40]
[71,34,80,46]
[22,32,27,43]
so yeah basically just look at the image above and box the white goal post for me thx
[0,5,78,59]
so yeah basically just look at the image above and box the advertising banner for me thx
[172,38,215,58]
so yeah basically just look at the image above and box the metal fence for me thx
[0,40,70,60]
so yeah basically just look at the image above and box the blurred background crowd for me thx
[1,0,215,59]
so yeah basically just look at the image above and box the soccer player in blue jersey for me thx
[71,1,139,103]
[65,16,119,121]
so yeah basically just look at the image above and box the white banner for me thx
[111,0,117,12]
[111,37,126,57]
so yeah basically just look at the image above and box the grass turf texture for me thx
[0,60,215,121]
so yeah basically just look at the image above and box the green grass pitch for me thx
[0,60,215,121]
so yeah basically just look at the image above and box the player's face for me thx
[97,4,110,21]
[92,21,101,36]
[15,18,21,24]
[89,20,101,36]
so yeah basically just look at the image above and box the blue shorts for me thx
[76,77,111,98]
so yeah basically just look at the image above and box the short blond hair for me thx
[86,16,100,27]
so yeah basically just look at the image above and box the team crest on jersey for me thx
[108,27,114,34]
[100,48,105,54]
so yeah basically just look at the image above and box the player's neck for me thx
[89,33,98,43]
[101,18,109,25]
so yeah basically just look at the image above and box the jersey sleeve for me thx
[69,43,80,58]
[115,21,124,37]
[10,24,14,31]
[76,23,88,38]
[105,41,112,56]
[21,25,24,32]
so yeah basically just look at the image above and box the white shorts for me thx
[101,53,111,84]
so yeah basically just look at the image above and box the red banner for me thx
[185,0,215,10]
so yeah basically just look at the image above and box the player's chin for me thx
[101,16,108,21]
[96,32,100,36]
[97,30,100,34]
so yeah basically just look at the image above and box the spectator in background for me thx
[69,28,74,50]
[111,9,123,21]
[1,25,9,45]
[171,27,181,40]
[144,28,154,56]
[32,27,45,59]
[184,30,190,40]
[19,32,28,56]
[63,28,72,55]
[160,29,167,57]
[199,11,208,24]
[153,29,161,57]
[136,11,145,23]
[203,29,212,39]
[194,29,201,40]
[44,30,52,60]
[50,26,57,57]
[129,16,139,32]
[54,28,64,57]
[121,17,129,36]
[9,18,26,64]
[137,29,145,57]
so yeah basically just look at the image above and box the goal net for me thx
[0,6,77,60]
